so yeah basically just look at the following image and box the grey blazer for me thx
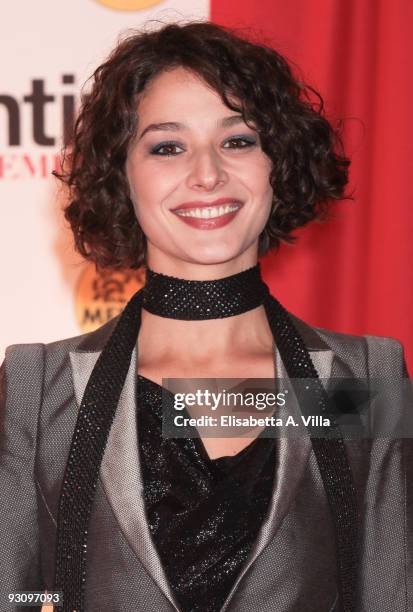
[0,313,412,612]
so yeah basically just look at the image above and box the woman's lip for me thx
[172,207,242,230]
[171,198,243,211]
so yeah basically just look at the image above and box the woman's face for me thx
[126,66,273,275]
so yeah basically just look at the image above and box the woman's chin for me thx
[146,239,259,270]
[181,244,257,267]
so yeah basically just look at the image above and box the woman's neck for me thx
[138,252,274,367]
[138,303,274,366]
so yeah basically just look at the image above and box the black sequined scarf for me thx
[54,267,359,612]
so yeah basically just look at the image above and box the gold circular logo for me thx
[94,0,163,10]
[75,264,146,333]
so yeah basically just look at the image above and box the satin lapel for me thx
[221,340,335,611]
[69,345,180,611]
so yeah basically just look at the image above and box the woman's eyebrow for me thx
[138,122,182,140]
[138,115,246,140]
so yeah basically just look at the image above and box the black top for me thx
[136,374,277,612]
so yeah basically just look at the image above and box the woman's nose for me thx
[186,147,228,191]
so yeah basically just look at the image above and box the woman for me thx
[0,21,411,612]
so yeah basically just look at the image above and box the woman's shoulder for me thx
[290,311,404,350]
[289,312,408,377]
[1,317,122,410]
[4,315,120,361]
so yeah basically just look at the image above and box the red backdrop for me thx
[211,0,413,373]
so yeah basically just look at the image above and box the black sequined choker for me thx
[142,263,270,320]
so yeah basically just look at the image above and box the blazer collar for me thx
[69,307,351,610]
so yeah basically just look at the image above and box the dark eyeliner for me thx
[223,135,257,147]
[149,140,184,155]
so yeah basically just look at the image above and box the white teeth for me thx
[175,204,241,219]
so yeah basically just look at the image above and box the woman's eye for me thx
[149,136,256,156]
[150,142,184,156]
[223,136,257,149]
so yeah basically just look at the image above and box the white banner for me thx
[0,0,209,360]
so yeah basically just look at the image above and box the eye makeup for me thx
[149,134,258,157]
[222,135,257,148]
[149,141,185,156]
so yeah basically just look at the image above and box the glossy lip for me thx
[172,206,242,230]
[171,197,243,212]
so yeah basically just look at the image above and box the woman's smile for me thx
[171,198,244,229]
[172,205,242,229]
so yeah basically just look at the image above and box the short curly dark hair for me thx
[57,20,352,270]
